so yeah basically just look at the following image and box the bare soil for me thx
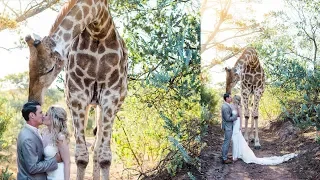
[198,120,320,180]
[1,120,319,180]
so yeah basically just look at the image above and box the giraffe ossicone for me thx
[26,0,128,179]
[225,47,265,149]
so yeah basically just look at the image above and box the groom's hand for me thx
[55,152,63,163]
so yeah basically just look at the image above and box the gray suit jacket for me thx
[17,125,58,180]
[221,102,238,131]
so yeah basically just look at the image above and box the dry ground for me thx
[1,120,319,180]
[198,120,320,180]
[0,136,135,180]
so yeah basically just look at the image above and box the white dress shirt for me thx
[25,124,42,140]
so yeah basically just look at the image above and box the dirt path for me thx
[1,121,319,179]
[199,121,320,180]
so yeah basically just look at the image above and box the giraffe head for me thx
[225,67,240,94]
[25,35,64,104]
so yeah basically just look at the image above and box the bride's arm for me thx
[57,134,70,180]
[238,105,243,131]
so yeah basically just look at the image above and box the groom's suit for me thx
[17,125,57,180]
[221,102,238,161]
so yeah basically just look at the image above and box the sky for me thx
[0,0,285,88]
[201,0,285,87]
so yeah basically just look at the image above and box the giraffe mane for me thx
[49,0,78,36]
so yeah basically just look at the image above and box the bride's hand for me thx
[55,152,63,163]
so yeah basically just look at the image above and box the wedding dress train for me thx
[232,117,297,165]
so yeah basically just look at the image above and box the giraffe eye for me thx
[34,40,41,47]
[45,66,55,74]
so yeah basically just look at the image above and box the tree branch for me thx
[0,45,23,51]
[1,1,19,17]
[201,0,232,53]
[288,48,313,62]
[121,125,142,169]
[0,0,59,31]
[201,47,247,71]
[205,29,261,50]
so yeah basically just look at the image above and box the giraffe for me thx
[25,0,128,179]
[225,47,265,149]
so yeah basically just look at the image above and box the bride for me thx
[231,95,297,165]
[42,105,71,180]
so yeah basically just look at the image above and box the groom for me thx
[17,101,61,179]
[221,93,238,164]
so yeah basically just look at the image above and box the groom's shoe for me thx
[223,159,233,164]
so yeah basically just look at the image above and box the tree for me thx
[0,71,29,90]
[201,0,262,71]
[0,0,61,31]
[109,0,202,177]
[250,0,320,134]
[252,0,320,101]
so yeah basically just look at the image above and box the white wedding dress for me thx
[44,144,65,180]
[42,129,65,180]
[232,117,297,165]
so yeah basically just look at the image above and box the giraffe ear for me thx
[32,33,42,41]
[225,67,230,72]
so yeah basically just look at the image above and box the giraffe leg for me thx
[98,94,122,180]
[253,117,260,149]
[99,116,113,180]
[68,99,89,180]
[242,91,250,143]
[93,105,102,180]
[252,89,263,149]
[244,116,250,143]
[249,109,255,142]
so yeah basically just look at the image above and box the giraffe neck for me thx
[234,60,244,75]
[239,48,259,67]
[234,47,260,74]
[48,0,112,60]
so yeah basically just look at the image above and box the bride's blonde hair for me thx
[47,105,69,145]
[233,95,242,106]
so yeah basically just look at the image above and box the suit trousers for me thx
[222,129,233,161]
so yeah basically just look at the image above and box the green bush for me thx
[0,166,13,180]
[0,97,13,149]
[200,86,219,124]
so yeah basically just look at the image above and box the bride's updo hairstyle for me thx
[233,95,242,106]
[47,106,69,144]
